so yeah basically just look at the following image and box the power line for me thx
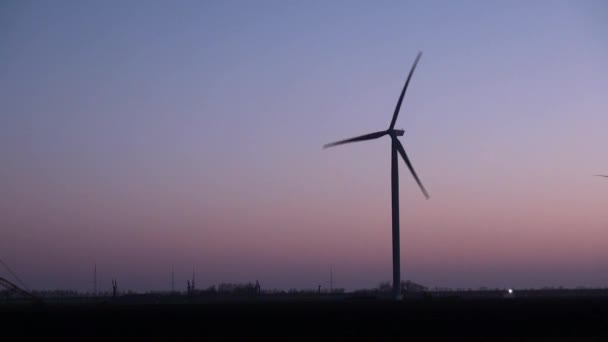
[0,256,31,292]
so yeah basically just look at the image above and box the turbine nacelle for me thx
[390,129,404,137]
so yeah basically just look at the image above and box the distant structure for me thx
[401,280,427,293]
[255,280,261,296]
[187,268,196,295]
[93,263,97,296]
[171,265,175,293]
[329,267,334,293]
[112,279,117,298]
[324,52,430,300]
[192,268,196,292]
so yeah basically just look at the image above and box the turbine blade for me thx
[394,138,429,199]
[323,131,387,149]
[389,51,423,130]
[595,175,608,178]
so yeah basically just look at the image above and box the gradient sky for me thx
[1,1,607,292]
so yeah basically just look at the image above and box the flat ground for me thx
[2,297,608,341]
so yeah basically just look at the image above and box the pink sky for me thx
[1,1,607,291]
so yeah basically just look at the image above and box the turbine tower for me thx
[324,52,429,300]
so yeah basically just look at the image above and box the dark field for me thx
[3,297,608,341]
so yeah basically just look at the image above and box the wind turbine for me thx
[323,52,429,300]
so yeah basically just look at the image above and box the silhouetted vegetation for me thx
[3,281,608,305]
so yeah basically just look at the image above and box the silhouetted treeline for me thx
[4,282,608,303]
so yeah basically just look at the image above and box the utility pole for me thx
[330,266,333,293]
[191,267,195,292]
[93,263,97,296]
[171,265,175,293]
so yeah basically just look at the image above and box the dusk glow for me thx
[1,1,607,292]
